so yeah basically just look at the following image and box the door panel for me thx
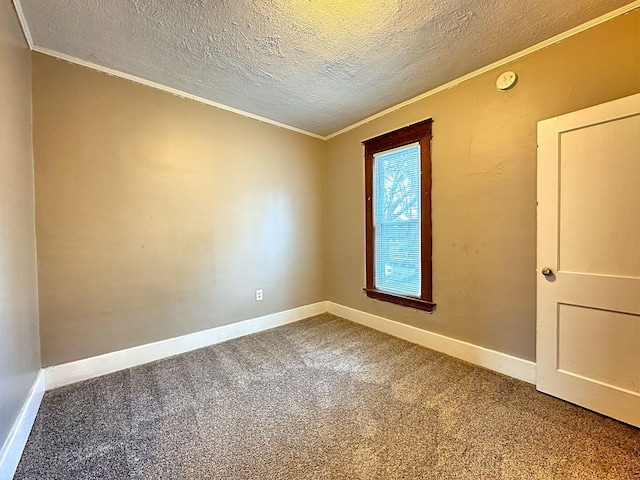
[557,304,639,394]
[559,116,640,277]
[537,93,640,427]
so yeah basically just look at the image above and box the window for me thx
[362,119,435,312]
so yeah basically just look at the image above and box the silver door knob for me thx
[541,267,553,276]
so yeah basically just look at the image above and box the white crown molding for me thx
[0,370,45,479]
[11,0,34,49]
[31,46,325,141]
[18,1,639,141]
[327,302,537,384]
[45,301,327,390]
[324,1,640,140]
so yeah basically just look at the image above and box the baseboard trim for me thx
[44,300,535,390]
[45,301,327,390]
[0,370,45,479]
[327,302,536,384]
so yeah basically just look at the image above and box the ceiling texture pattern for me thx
[18,0,636,136]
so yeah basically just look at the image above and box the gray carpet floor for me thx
[14,313,640,479]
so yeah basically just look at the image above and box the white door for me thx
[537,93,640,427]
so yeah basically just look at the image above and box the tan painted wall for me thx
[30,9,640,368]
[325,10,640,361]
[0,1,41,446]
[33,53,326,366]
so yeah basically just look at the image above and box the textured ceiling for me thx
[18,0,636,136]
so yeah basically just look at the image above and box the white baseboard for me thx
[327,302,536,384]
[44,300,536,391]
[0,300,535,479]
[0,370,45,479]
[45,301,327,390]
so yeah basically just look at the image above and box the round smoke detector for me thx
[496,71,518,90]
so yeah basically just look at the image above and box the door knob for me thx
[541,267,553,276]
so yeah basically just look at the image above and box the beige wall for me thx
[33,53,326,366]
[29,9,640,368]
[325,10,640,361]
[0,1,41,447]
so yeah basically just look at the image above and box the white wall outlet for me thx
[255,289,263,301]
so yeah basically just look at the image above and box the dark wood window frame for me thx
[362,119,435,312]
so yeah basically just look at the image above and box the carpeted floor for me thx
[14,313,640,479]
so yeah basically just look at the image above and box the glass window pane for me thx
[373,143,421,296]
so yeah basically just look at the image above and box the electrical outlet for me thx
[256,289,263,301]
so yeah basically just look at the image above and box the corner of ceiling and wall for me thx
[10,0,640,142]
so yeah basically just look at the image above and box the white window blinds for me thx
[373,143,421,297]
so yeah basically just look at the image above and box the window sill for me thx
[363,288,436,312]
